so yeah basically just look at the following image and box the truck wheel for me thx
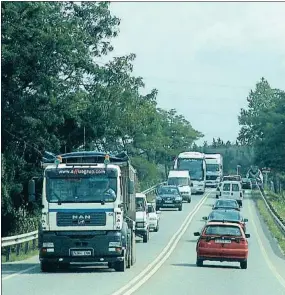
[126,229,131,268]
[114,259,126,272]
[178,205,182,211]
[41,262,57,273]
[240,260,247,269]
[143,230,149,243]
[187,197,191,203]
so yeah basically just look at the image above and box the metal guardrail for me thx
[2,230,38,247]
[257,186,285,235]
[1,182,165,262]
[142,181,166,195]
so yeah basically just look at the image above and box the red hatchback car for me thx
[194,222,250,269]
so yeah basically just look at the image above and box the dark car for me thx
[156,185,183,211]
[242,178,252,190]
[212,199,240,211]
[203,209,248,232]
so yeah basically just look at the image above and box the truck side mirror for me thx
[28,179,36,202]
[128,180,134,194]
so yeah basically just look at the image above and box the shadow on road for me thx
[2,263,39,275]
[171,263,240,269]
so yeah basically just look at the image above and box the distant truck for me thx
[28,151,137,273]
[246,166,263,187]
[167,170,191,203]
[205,154,223,188]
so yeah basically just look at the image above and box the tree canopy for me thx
[1,2,202,235]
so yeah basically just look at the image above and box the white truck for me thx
[135,193,150,243]
[28,151,137,273]
[205,154,223,187]
[167,170,191,203]
[173,152,206,195]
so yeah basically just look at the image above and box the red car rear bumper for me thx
[198,248,248,261]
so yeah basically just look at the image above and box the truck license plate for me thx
[71,250,92,256]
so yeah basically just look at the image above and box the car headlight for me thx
[156,197,162,201]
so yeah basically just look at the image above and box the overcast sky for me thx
[105,2,285,144]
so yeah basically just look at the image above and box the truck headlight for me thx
[175,196,182,201]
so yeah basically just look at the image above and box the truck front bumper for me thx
[39,230,125,264]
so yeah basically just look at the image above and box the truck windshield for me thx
[206,164,219,172]
[46,176,117,203]
[168,177,188,186]
[177,158,204,181]
[136,198,146,212]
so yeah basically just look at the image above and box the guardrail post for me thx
[16,244,20,256]
[6,246,11,262]
[24,241,29,254]
[32,239,36,250]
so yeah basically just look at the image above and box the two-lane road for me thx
[3,190,285,295]
[133,191,285,295]
[2,192,210,295]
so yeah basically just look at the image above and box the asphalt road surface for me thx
[2,189,285,295]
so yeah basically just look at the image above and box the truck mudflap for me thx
[39,230,126,263]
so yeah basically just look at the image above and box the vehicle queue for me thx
[137,152,259,270]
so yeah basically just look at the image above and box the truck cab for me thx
[167,170,191,203]
[135,193,150,243]
[29,151,137,273]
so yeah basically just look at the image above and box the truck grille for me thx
[206,175,218,180]
[56,212,106,227]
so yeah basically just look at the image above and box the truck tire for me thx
[178,205,182,211]
[143,230,149,243]
[114,259,126,272]
[41,262,57,273]
[126,229,131,268]
[131,230,136,266]
[187,197,191,203]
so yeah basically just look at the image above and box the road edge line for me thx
[111,191,211,295]
[248,198,285,289]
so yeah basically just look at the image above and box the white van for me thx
[135,193,150,243]
[167,170,191,203]
[219,181,244,206]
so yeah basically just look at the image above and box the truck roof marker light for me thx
[55,155,62,166]
[104,154,110,165]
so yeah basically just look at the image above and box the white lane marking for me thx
[248,199,285,289]
[2,265,38,281]
[111,191,211,295]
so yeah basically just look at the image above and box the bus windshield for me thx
[177,158,204,181]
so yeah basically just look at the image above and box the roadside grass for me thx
[265,190,285,222]
[252,190,285,255]
[1,240,38,263]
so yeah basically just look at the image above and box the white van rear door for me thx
[231,183,241,200]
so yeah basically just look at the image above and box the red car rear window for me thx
[204,225,242,236]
